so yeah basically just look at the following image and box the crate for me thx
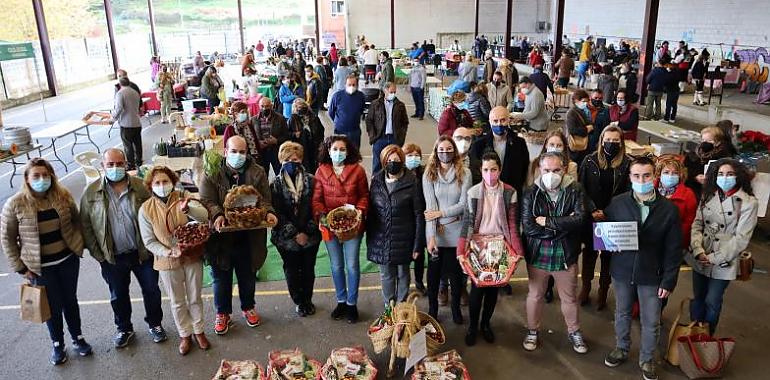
[167,144,202,157]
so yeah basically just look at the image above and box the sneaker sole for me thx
[51,354,68,365]
[114,332,135,348]
[604,359,623,368]
[215,321,232,335]
[573,346,589,354]
[246,320,261,328]
[642,373,658,380]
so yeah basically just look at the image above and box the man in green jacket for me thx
[80,148,167,348]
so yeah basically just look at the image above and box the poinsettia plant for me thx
[738,130,770,153]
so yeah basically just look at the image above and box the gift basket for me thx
[267,349,322,380]
[411,350,471,380]
[459,234,522,287]
[223,185,269,230]
[213,360,266,380]
[367,303,394,354]
[166,199,210,258]
[416,312,446,353]
[324,206,362,242]
[320,346,378,380]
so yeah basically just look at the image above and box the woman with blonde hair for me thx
[577,125,631,310]
[138,166,210,355]
[1,158,91,365]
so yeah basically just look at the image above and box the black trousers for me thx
[581,248,612,289]
[120,127,143,168]
[427,247,463,319]
[468,284,499,331]
[278,244,319,306]
[413,250,425,286]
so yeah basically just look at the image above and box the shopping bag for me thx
[20,283,51,323]
[677,334,735,379]
[666,298,710,365]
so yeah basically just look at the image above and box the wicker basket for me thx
[416,312,446,354]
[320,346,377,380]
[368,319,394,354]
[224,185,267,229]
[213,359,266,380]
[391,293,420,359]
[266,349,322,380]
[165,199,210,258]
[327,206,362,242]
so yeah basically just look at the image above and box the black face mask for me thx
[385,161,403,175]
[700,142,715,153]
[591,99,603,107]
[260,108,272,116]
[603,142,621,157]
[437,151,455,164]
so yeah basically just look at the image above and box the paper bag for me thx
[20,283,51,323]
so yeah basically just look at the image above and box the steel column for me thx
[390,0,395,49]
[103,0,120,74]
[32,0,57,96]
[504,0,512,59]
[552,0,565,67]
[474,0,480,37]
[238,0,245,53]
[637,0,660,105]
[147,0,158,56]
[314,0,321,54]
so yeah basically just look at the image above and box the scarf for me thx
[234,122,259,156]
[696,143,729,164]
[658,184,676,198]
[283,171,304,204]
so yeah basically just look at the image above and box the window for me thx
[330,1,344,16]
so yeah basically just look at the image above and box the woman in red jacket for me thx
[655,155,697,250]
[438,91,474,137]
[312,135,369,323]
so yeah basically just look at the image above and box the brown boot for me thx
[438,286,448,306]
[460,286,469,306]
[194,333,210,350]
[578,280,591,306]
[178,336,192,356]
[596,286,609,311]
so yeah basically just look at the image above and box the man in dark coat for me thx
[365,82,409,173]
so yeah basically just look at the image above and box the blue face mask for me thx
[237,113,248,123]
[105,166,126,182]
[226,152,247,169]
[30,177,52,193]
[491,124,507,136]
[454,102,468,111]
[716,176,737,192]
[283,161,301,177]
[632,180,655,195]
[405,156,421,170]
[330,150,347,165]
[660,174,679,188]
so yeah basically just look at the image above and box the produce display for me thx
[324,206,362,241]
[320,346,377,380]
[224,185,269,230]
[213,360,266,380]
[204,150,224,177]
[460,234,521,287]
[267,349,321,380]
[411,350,471,380]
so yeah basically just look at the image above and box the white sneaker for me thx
[569,331,589,354]
[522,330,538,351]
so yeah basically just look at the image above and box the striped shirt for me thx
[37,208,72,266]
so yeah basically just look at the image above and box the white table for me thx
[0,144,43,188]
[152,155,200,173]
[31,120,102,172]
[638,120,700,153]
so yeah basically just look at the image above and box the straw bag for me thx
[367,302,395,354]
[677,335,735,379]
[666,298,710,366]
[391,294,420,359]
[166,199,209,259]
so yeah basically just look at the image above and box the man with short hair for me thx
[113,77,143,170]
[254,96,288,176]
[328,74,366,148]
[512,77,548,132]
[603,156,682,380]
[529,64,554,99]
[366,82,409,173]
[80,148,166,348]
[588,89,611,151]
[470,106,529,194]
[521,152,588,354]
[487,71,513,109]
[409,59,427,120]
[452,127,475,169]
[114,69,141,95]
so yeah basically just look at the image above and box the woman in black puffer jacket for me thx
[367,144,426,306]
[467,82,492,131]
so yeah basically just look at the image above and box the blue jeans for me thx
[664,90,679,121]
[612,280,662,364]
[211,241,257,314]
[325,235,362,305]
[691,271,730,335]
[372,134,396,173]
[411,87,425,117]
[32,254,83,344]
[336,128,361,150]
[99,251,163,332]
[577,61,589,88]
[379,263,411,306]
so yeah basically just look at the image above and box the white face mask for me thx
[385,93,396,101]
[453,139,470,154]
[546,146,563,153]
[152,183,174,198]
[541,172,562,190]
[345,85,357,94]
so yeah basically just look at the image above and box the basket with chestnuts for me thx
[223,185,270,230]
[165,199,210,258]
[326,206,362,242]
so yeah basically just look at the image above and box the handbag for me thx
[677,334,735,379]
[567,111,589,152]
[20,283,51,323]
[736,251,754,281]
[666,298,710,366]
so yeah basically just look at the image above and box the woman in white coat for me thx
[688,158,758,335]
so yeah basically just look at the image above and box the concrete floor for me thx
[0,79,768,379]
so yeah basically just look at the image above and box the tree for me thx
[0,0,100,42]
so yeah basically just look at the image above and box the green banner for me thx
[0,43,35,61]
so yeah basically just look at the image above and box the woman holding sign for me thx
[0,158,92,365]
[457,152,525,346]
[688,158,758,335]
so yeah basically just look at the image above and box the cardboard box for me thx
[652,143,680,156]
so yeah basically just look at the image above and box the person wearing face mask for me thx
[588,89,611,151]
[254,96,289,176]
[578,125,631,310]
[113,77,143,170]
[655,156,697,256]
[1,158,92,365]
[201,66,223,114]
[528,130,578,186]
[409,59,428,120]
[292,52,307,86]
[521,152,589,354]
[511,77,548,132]
[138,166,211,355]
[305,66,323,115]
[366,82,409,173]
[684,126,735,199]
[156,65,175,124]
[458,152,526,346]
[609,89,639,141]
[80,149,167,349]
[564,90,593,165]
[312,135,369,323]
[619,64,639,103]
[688,158,758,336]
[452,127,475,170]
[378,52,395,90]
[486,71,514,109]
[270,142,322,317]
[423,136,472,322]
[223,101,261,159]
[603,156,683,380]
[199,136,277,336]
[438,91,474,137]
[287,98,324,174]
[404,143,427,294]
[279,72,305,120]
[328,74,367,149]
[367,145,426,306]
[470,106,530,197]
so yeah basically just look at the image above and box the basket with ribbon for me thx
[460,234,522,287]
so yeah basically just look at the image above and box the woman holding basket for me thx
[457,151,525,346]
[312,135,369,324]
[138,166,211,355]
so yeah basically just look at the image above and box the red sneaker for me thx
[243,308,261,328]
[214,313,231,335]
